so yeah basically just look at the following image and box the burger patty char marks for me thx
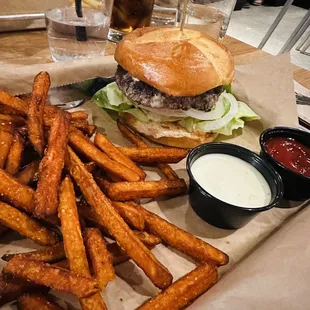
[115,66,223,111]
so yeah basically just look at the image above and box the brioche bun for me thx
[120,113,217,149]
[115,27,234,97]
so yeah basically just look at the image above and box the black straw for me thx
[75,0,88,42]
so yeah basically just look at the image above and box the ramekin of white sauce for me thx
[191,154,271,208]
[186,143,284,229]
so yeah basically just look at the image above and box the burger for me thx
[93,27,259,148]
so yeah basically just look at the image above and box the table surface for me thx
[0,30,310,89]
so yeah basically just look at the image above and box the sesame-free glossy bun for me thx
[115,27,234,97]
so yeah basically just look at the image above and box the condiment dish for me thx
[260,126,310,201]
[187,142,284,229]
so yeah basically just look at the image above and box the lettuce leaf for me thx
[179,101,260,136]
[92,82,133,111]
[93,82,260,136]
[223,84,232,94]
[214,101,260,136]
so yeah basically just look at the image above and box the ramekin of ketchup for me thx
[264,137,310,177]
[260,127,310,201]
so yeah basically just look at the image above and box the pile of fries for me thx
[0,72,229,310]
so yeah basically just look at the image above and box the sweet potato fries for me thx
[0,71,228,310]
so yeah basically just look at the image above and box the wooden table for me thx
[0,30,310,89]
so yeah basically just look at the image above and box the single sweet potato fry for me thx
[0,201,58,245]
[104,179,187,201]
[4,257,99,299]
[0,91,28,115]
[157,163,179,180]
[5,131,25,175]
[118,147,188,164]
[84,228,115,289]
[94,132,145,180]
[59,176,107,310]
[112,201,145,230]
[70,111,88,120]
[27,72,50,156]
[58,176,90,276]
[133,202,229,266]
[138,263,218,310]
[17,294,65,310]
[34,111,70,218]
[70,119,97,137]
[2,242,66,263]
[117,121,147,148]
[0,130,13,168]
[0,168,34,213]
[133,230,161,247]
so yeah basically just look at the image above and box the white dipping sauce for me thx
[191,153,271,208]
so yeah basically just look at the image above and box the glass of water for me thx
[45,0,114,61]
[178,0,237,40]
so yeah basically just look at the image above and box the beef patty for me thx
[115,66,223,111]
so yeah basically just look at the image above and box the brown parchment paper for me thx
[0,53,307,310]
[188,202,310,310]
[0,55,116,95]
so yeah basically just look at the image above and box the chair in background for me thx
[258,0,310,54]
[295,30,310,55]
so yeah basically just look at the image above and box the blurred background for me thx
[230,0,309,70]
[1,0,309,69]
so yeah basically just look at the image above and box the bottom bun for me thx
[120,113,217,148]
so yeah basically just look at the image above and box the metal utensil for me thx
[48,77,115,110]
[53,99,85,110]
[48,86,88,110]
[296,92,310,106]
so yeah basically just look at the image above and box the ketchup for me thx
[264,137,310,177]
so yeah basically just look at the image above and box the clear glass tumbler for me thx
[45,0,114,61]
[177,0,237,40]
[108,0,155,42]
[151,0,179,26]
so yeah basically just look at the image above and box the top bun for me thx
[115,27,234,97]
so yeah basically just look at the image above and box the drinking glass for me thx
[108,0,155,42]
[151,0,179,26]
[177,0,237,40]
[45,0,114,61]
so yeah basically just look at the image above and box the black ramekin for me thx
[186,142,284,229]
[260,126,310,201]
